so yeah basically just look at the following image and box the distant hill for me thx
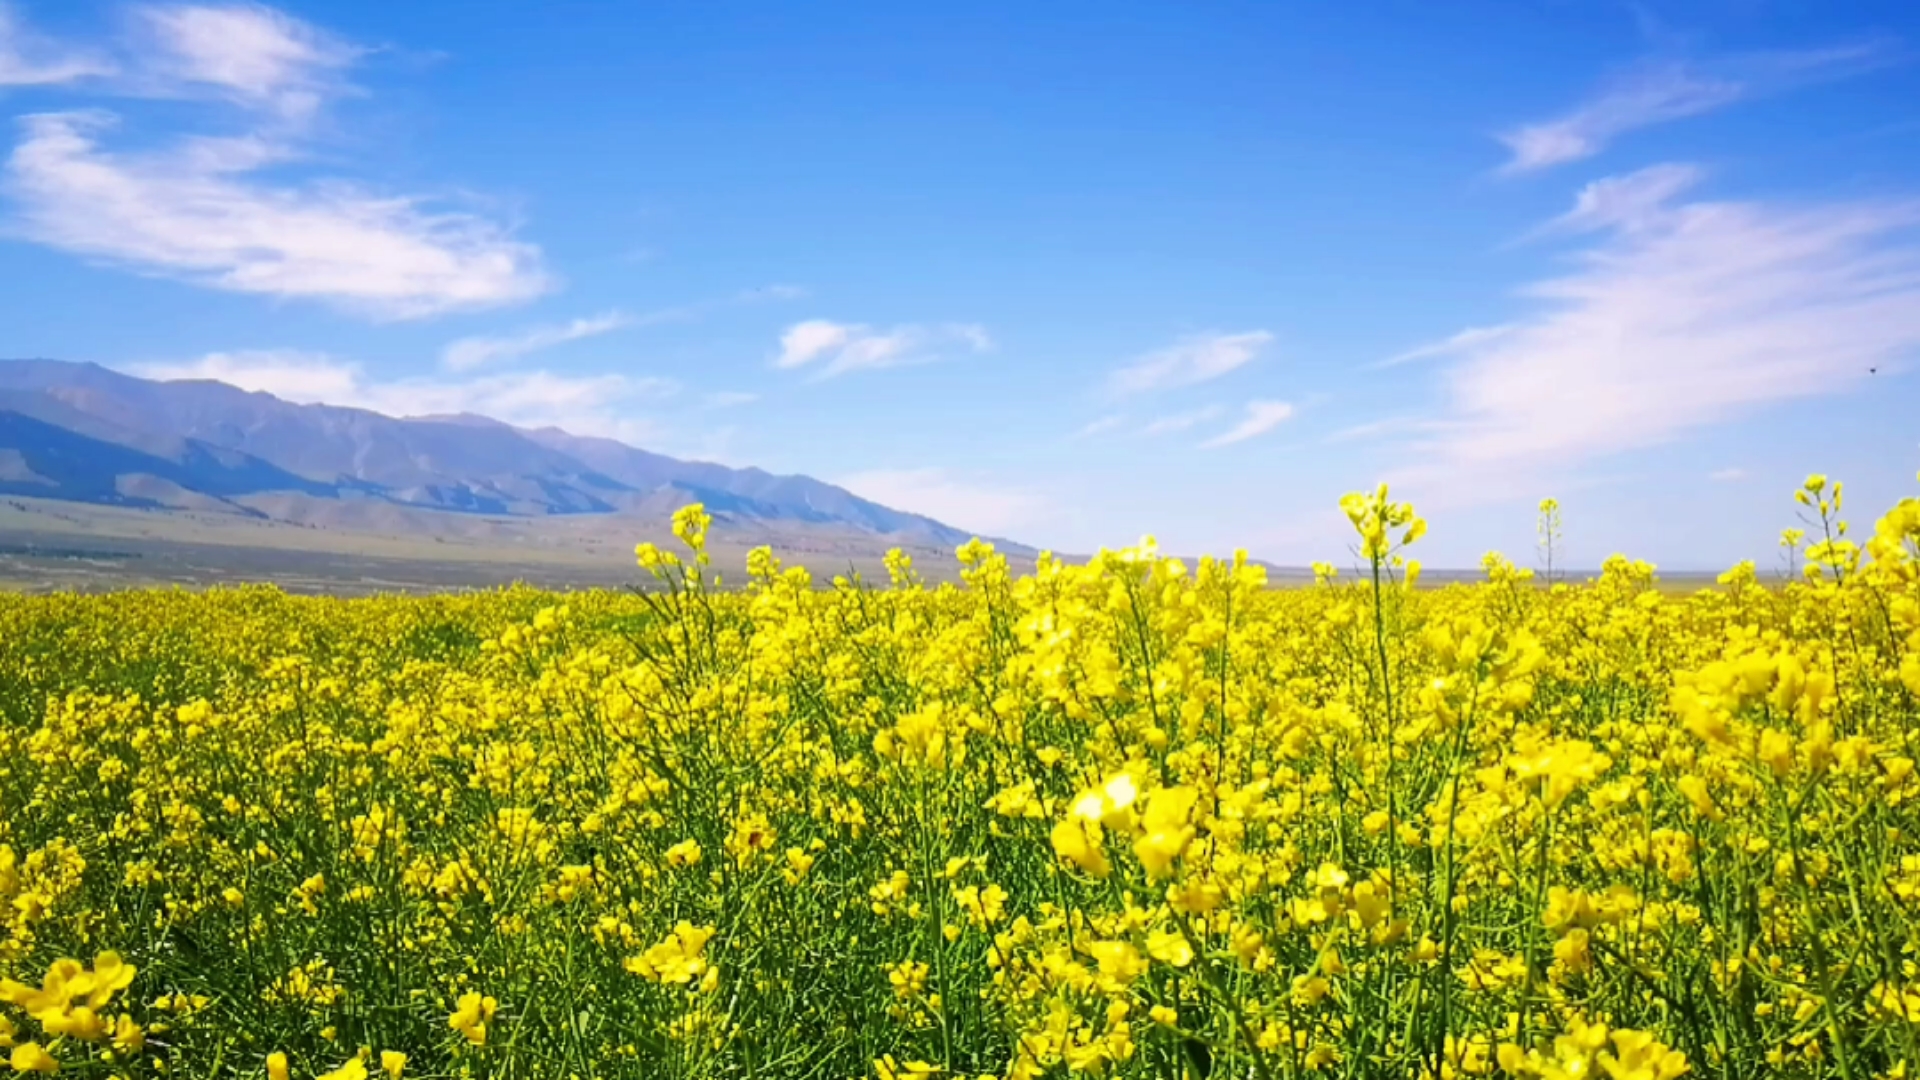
[0,360,1010,555]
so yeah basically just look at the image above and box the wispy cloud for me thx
[1498,65,1739,174]
[1497,43,1896,173]
[1393,164,1920,502]
[127,2,362,122]
[1709,467,1748,482]
[1108,330,1272,396]
[128,349,679,444]
[1201,400,1295,448]
[1376,325,1515,369]
[703,391,758,409]
[0,4,549,319]
[633,284,807,328]
[442,311,628,371]
[5,112,550,318]
[836,467,1046,537]
[0,2,113,86]
[1143,405,1225,435]
[774,319,992,377]
[1073,414,1127,438]
[1537,162,1705,235]
[439,285,805,373]
[1327,416,1445,444]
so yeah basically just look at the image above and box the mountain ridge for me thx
[0,359,1016,554]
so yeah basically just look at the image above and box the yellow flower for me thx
[874,1055,942,1080]
[1069,772,1139,828]
[1599,1029,1689,1080]
[626,923,718,985]
[671,503,712,553]
[887,960,930,999]
[1050,818,1110,878]
[664,839,702,868]
[380,1051,406,1079]
[1292,974,1332,1006]
[1674,775,1720,821]
[783,847,816,884]
[84,952,137,1009]
[1509,739,1611,809]
[1167,880,1222,915]
[1132,785,1198,879]
[317,1057,368,1080]
[9,1044,57,1075]
[1146,930,1193,968]
[39,1004,107,1041]
[268,1052,291,1080]
[1087,940,1145,987]
[448,992,499,1046]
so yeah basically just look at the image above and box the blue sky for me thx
[2,1,1917,569]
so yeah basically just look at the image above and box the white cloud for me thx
[442,311,627,371]
[5,111,550,318]
[1498,44,1893,173]
[0,2,113,86]
[1498,66,1739,174]
[776,319,851,367]
[1709,467,1748,482]
[1393,165,1920,502]
[1143,405,1225,435]
[137,348,362,400]
[836,467,1046,537]
[703,391,758,408]
[128,349,678,444]
[129,2,361,121]
[950,323,995,352]
[1541,163,1705,235]
[0,5,549,319]
[1108,330,1272,396]
[1327,416,1435,443]
[774,319,991,376]
[1376,325,1515,369]
[625,284,809,330]
[1073,414,1126,438]
[1201,400,1295,448]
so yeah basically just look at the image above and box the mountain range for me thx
[0,359,995,553]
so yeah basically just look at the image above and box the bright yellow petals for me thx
[626,923,718,985]
[1087,940,1145,987]
[1132,785,1198,879]
[873,1055,942,1080]
[1146,930,1193,968]
[1050,817,1110,878]
[9,1044,57,1075]
[316,1058,368,1080]
[448,992,499,1046]
[664,839,703,868]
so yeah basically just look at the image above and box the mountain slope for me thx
[0,410,332,512]
[519,426,972,543]
[0,360,999,551]
[0,361,626,516]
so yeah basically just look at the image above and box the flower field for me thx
[3,477,1919,1080]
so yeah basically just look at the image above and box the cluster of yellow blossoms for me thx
[0,480,1917,1079]
[0,953,140,1072]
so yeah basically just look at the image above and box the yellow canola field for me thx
[2,477,1919,1080]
